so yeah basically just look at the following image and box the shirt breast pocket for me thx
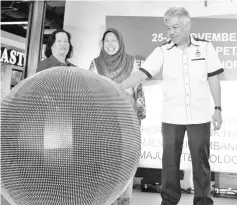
[190,58,207,79]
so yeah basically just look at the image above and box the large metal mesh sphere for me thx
[1,67,141,205]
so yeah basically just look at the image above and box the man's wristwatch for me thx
[214,106,222,111]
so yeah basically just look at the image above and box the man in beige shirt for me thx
[119,7,223,205]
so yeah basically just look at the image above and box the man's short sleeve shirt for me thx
[140,36,224,124]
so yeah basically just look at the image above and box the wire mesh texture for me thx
[1,66,141,205]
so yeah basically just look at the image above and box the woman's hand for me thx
[117,83,124,90]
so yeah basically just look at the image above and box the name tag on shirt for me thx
[191,58,205,61]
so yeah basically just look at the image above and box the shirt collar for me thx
[189,35,199,47]
[167,35,199,50]
[49,55,71,66]
[166,40,176,50]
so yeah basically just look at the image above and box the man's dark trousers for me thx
[160,122,214,205]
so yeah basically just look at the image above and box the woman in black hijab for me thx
[90,28,146,205]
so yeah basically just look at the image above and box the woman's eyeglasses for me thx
[103,40,119,44]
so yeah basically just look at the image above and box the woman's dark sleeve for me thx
[36,59,50,73]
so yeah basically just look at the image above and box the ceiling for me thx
[1,1,66,44]
[2,0,236,44]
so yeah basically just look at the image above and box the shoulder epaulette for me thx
[159,40,172,47]
[193,37,209,43]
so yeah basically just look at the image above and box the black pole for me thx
[23,0,46,78]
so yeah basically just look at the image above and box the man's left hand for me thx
[212,110,222,131]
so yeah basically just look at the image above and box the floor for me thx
[131,188,237,205]
[2,189,237,205]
